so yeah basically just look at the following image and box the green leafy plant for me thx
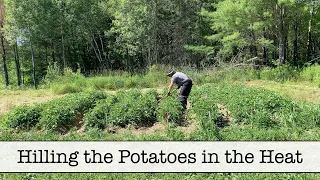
[156,95,184,125]
[107,89,158,126]
[2,104,43,130]
[39,91,106,132]
[84,89,158,129]
[83,95,118,129]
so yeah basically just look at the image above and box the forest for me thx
[1,0,320,88]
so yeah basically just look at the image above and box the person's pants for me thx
[178,79,192,109]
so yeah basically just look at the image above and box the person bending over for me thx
[166,70,193,109]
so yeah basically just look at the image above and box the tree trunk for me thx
[248,22,257,58]
[151,0,158,64]
[307,7,313,63]
[284,35,288,62]
[293,17,298,64]
[278,4,286,65]
[262,29,268,65]
[147,36,151,67]
[14,39,22,86]
[99,33,107,63]
[62,35,66,68]
[30,36,37,89]
[90,36,103,67]
[0,22,8,86]
[52,43,56,62]
[263,47,267,64]
[279,40,285,65]
[45,45,48,64]
[249,27,258,58]
[92,33,103,67]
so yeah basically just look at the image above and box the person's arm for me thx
[167,82,174,97]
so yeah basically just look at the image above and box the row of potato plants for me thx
[3,87,201,133]
[2,92,107,132]
[84,89,186,130]
[2,88,186,132]
[190,83,320,130]
[83,89,159,129]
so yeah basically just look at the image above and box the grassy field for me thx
[1,66,320,179]
[0,89,64,115]
[244,80,320,104]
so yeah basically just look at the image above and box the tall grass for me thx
[47,66,88,94]
[301,64,320,87]
[47,65,168,94]
[7,63,318,94]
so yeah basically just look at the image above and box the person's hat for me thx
[166,70,176,76]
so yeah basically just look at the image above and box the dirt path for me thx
[103,120,198,137]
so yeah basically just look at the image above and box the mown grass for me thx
[0,89,63,115]
[244,80,320,104]
[0,89,51,97]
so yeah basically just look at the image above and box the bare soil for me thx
[217,104,233,122]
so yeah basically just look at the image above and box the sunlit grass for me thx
[243,80,320,104]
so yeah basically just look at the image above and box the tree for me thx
[0,0,8,86]
[199,0,320,67]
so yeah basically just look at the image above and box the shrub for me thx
[124,76,139,88]
[50,83,84,94]
[90,76,123,90]
[2,104,43,130]
[260,65,300,82]
[49,67,88,94]
[45,62,62,84]
[301,64,320,86]
[143,65,167,87]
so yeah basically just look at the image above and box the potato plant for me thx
[2,104,43,130]
[133,90,158,124]
[39,91,106,132]
[83,95,118,129]
[156,95,184,125]
[191,97,220,124]
[190,84,300,129]
[107,90,158,126]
